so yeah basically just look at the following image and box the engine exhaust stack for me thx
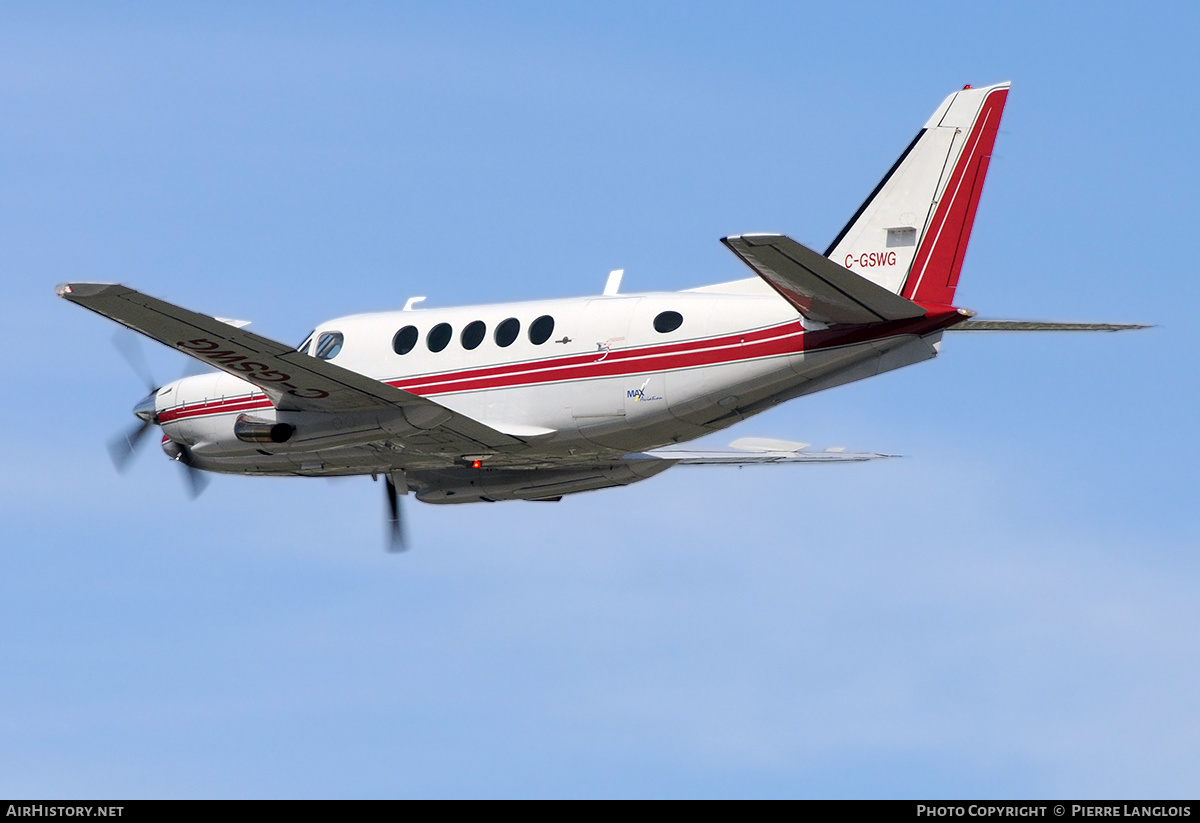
[234,414,295,444]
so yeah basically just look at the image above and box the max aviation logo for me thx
[627,378,663,403]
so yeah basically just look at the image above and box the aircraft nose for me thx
[133,391,158,424]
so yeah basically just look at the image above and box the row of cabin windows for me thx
[394,311,683,356]
[393,315,556,356]
[301,311,685,361]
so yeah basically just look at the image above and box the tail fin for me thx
[825,82,1010,307]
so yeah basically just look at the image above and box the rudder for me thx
[825,83,1010,307]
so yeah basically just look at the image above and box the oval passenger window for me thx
[529,315,555,345]
[461,320,486,351]
[427,323,453,353]
[494,317,520,348]
[393,325,418,355]
[315,332,344,359]
[653,311,683,334]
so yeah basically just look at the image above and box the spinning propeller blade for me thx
[109,331,210,498]
[175,445,210,499]
[107,419,154,472]
[112,331,157,393]
[107,332,162,471]
[385,475,408,552]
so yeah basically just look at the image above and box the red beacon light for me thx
[471,459,482,469]
[963,84,972,89]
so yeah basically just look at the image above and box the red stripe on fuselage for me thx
[157,310,964,424]
[388,320,804,394]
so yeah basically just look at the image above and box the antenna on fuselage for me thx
[403,296,426,311]
[603,269,624,296]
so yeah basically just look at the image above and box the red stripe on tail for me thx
[902,87,1008,306]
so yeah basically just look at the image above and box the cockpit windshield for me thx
[296,331,314,354]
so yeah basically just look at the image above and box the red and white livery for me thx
[58,83,1144,546]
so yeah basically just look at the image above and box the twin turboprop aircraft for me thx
[58,82,1144,549]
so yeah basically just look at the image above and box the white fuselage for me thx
[152,288,948,494]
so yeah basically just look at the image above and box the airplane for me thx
[57,82,1145,549]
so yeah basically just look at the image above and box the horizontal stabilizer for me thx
[626,439,894,464]
[948,320,1151,332]
[721,234,926,325]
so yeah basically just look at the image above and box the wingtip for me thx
[56,282,118,299]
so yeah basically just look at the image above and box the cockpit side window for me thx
[315,332,344,360]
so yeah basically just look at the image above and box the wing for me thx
[57,282,523,452]
[627,437,894,464]
[946,319,1151,332]
[721,234,926,325]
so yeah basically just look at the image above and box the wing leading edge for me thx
[56,282,523,453]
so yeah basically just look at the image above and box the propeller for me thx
[107,331,211,499]
[112,330,157,394]
[107,418,155,472]
[174,444,210,499]
[384,474,408,552]
[107,332,160,473]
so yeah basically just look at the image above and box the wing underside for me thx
[57,282,524,454]
[947,319,1150,332]
[627,438,894,464]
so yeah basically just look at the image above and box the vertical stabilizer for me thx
[825,83,1010,306]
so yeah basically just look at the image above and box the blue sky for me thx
[3,1,1197,798]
